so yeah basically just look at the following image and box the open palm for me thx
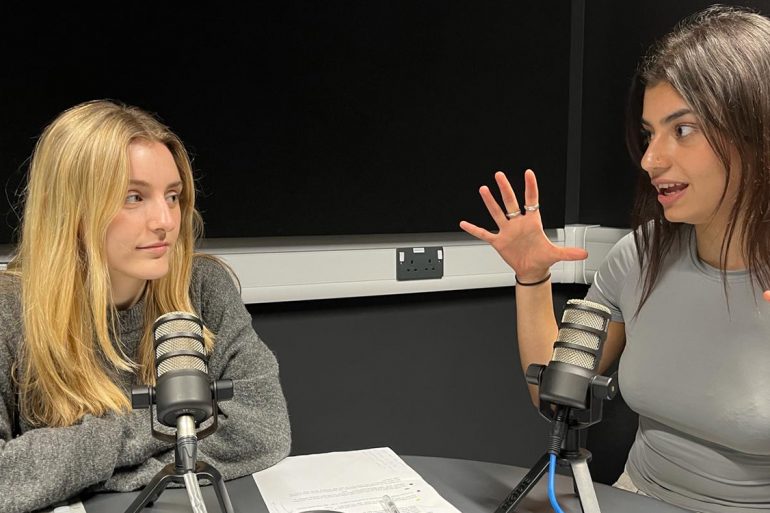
[459,170,587,280]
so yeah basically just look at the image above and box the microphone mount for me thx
[131,379,233,443]
[526,363,618,426]
[124,381,235,513]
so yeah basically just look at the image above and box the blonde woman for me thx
[0,100,291,513]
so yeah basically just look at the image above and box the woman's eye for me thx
[166,192,180,204]
[126,193,142,204]
[640,129,651,146]
[675,124,696,138]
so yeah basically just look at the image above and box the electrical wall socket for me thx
[396,246,444,281]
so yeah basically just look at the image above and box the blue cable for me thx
[548,453,566,513]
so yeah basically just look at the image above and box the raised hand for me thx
[459,169,588,281]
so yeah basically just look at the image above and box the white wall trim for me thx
[198,226,630,303]
[0,226,631,304]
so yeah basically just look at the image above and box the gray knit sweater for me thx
[0,256,291,513]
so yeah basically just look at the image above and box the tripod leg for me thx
[196,462,235,513]
[124,463,180,513]
[569,459,601,513]
[494,453,551,513]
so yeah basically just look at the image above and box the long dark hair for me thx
[625,5,770,311]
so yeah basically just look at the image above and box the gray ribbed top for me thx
[586,228,770,512]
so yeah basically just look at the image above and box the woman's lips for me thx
[657,185,688,206]
[137,243,169,254]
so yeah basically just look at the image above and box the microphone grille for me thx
[154,316,203,339]
[558,328,601,350]
[157,354,207,375]
[552,346,596,368]
[561,299,611,329]
[552,299,611,371]
[153,312,207,378]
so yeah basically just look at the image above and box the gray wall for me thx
[248,284,638,484]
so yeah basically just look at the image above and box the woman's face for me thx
[105,140,182,307]
[640,82,739,231]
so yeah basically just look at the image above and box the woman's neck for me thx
[111,279,147,310]
[694,219,746,270]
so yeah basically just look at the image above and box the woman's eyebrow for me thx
[128,179,183,189]
[641,108,694,127]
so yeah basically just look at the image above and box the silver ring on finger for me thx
[523,203,540,212]
[506,210,522,219]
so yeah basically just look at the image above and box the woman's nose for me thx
[148,198,175,233]
[641,135,671,175]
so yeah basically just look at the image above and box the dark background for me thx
[3,2,767,241]
[0,2,571,242]
[2,0,768,486]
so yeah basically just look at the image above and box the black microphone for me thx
[495,299,616,513]
[129,313,235,513]
[132,309,233,449]
[152,311,211,473]
[529,299,614,410]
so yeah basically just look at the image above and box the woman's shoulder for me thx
[626,222,693,262]
[603,230,639,267]
[608,222,689,264]
[190,254,241,306]
[0,272,22,311]
[192,254,238,286]
[189,255,247,331]
[0,272,22,353]
[0,271,20,291]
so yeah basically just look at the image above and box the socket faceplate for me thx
[396,246,444,280]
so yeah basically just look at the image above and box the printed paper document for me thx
[253,447,461,513]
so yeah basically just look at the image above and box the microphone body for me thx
[533,299,613,410]
[132,312,233,462]
[153,312,209,474]
[153,312,212,427]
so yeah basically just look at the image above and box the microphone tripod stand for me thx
[495,365,618,513]
[125,443,232,513]
[126,381,235,513]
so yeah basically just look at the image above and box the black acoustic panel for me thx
[0,2,571,244]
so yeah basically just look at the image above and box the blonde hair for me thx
[8,100,212,427]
